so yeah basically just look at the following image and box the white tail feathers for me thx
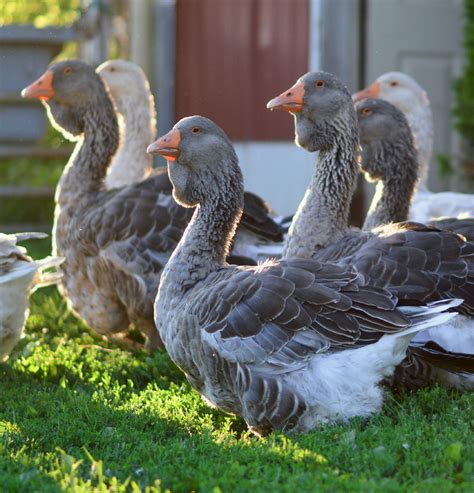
[397,299,462,339]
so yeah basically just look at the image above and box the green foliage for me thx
[454,0,474,145]
[0,123,69,228]
[0,0,80,28]
[0,239,473,491]
[437,153,455,179]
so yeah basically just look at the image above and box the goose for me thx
[355,98,474,360]
[149,115,461,435]
[267,72,474,389]
[356,97,474,238]
[0,232,63,362]
[21,60,286,349]
[97,59,285,262]
[97,59,156,189]
[352,71,474,222]
[266,71,474,307]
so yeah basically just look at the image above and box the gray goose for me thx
[0,233,63,361]
[356,98,474,238]
[20,60,284,349]
[355,98,474,378]
[267,71,474,312]
[150,115,460,435]
[267,72,474,389]
[97,59,285,262]
[352,71,474,221]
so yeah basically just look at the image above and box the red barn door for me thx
[175,0,309,141]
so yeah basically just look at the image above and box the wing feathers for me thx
[200,259,413,368]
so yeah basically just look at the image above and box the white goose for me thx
[353,71,474,222]
[0,233,63,362]
[97,59,156,189]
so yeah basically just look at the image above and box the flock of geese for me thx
[1,57,473,435]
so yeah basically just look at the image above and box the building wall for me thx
[171,0,312,215]
[364,0,464,194]
[174,0,309,141]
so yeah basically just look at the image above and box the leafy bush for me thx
[454,0,474,145]
[0,0,80,28]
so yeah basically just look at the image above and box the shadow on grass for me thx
[1,264,472,492]
[0,365,348,492]
[1,362,473,492]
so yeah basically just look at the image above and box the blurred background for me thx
[0,0,472,233]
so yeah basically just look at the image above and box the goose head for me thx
[147,116,242,208]
[22,60,109,139]
[97,59,152,115]
[352,72,429,117]
[267,71,355,152]
[356,98,416,182]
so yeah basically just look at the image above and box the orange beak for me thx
[352,81,381,102]
[21,70,55,101]
[267,81,305,113]
[147,129,181,161]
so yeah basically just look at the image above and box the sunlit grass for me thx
[0,239,473,492]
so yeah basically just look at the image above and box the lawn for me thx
[0,239,473,493]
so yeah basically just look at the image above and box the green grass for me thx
[0,239,473,492]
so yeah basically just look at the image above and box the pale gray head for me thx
[22,59,112,139]
[356,98,418,182]
[147,116,243,208]
[353,71,429,116]
[97,59,151,114]
[267,71,355,152]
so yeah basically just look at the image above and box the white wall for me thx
[234,142,315,216]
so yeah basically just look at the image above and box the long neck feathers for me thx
[160,159,244,294]
[402,100,433,190]
[363,136,419,230]
[284,113,359,258]
[106,88,156,188]
[58,94,119,200]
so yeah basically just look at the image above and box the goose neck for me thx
[406,103,433,190]
[58,99,119,199]
[120,92,156,162]
[160,177,243,295]
[363,141,418,230]
[284,122,359,258]
[106,93,156,187]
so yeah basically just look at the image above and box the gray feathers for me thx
[155,115,463,435]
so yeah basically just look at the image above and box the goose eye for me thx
[63,67,73,75]
[362,108,372,116]
[315,80,325,88]
[109,67,116,72]
[389,81,398,87]
[192,127,201,134]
